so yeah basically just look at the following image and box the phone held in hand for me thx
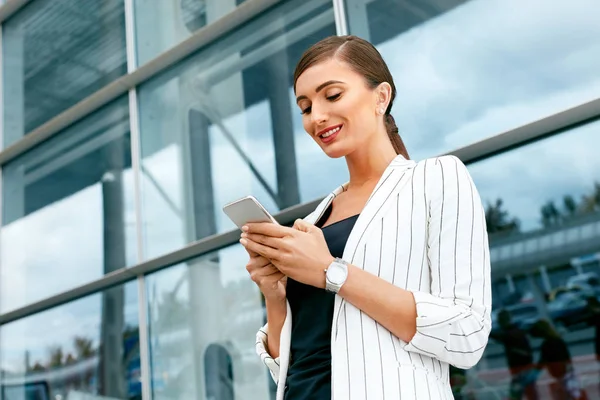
[222,195,278,229]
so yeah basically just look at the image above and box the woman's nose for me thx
[311,106,328,125]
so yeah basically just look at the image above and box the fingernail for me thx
[241,225,249,232]
[240,239,247,246]
[241,232,247,238]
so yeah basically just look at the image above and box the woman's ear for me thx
[376,82,393,112]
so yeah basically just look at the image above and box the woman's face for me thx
[295,58,382,158]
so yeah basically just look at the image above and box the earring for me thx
[379,108,385,115]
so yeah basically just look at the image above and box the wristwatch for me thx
[325,258,349,293]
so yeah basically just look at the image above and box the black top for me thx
[284,206,359,400]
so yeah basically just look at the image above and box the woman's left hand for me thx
[240,219,334,289]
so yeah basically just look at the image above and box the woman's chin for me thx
[321,143,351,159]
[323,148,348,159]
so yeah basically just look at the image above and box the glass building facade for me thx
[0,0,599,399]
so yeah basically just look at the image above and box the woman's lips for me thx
[320,125,342,144]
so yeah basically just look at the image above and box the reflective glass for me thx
[458,123,600,398]
[0,281,139,399]
[146,245,273,399]
[2,0,127,146]
[137,0,339,259]
[0,98,137,313]
[133,0,247,66]
[345,0,600,160]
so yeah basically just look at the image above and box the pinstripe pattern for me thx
[255,155,492,399]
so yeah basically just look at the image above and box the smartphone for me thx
[222,195,278,229]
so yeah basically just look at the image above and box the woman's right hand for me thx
[245,250,287,302]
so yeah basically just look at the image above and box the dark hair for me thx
[293,35,409,159]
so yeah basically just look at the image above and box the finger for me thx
[241,238,279,260]
[246,256,273,271]
[258,271,285,285]
[243,246,259,258]
[250,266,283,282]
[244,222,296,238]
[245,232,283,250]
[294,219,320,235]
[292,218,312,232]
[248,264,280,277]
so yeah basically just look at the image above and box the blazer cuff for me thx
[256,323,281,383]
[402,291,467,357]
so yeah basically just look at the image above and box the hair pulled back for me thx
[293,35,409,159]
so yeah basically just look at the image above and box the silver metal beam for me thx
[447,97,600,164]
[333,0,348,35]
[0,25,4,149]
[0,0,32,24]
[123,0,152,396]
[0,0,283,166]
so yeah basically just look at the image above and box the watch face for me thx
[328,263,347,284]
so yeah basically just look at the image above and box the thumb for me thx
[293,218,313,233]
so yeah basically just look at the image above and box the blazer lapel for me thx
[342,155,416,263]
[304,184,346,225]
[331,155,415,341]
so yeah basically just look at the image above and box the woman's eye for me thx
[301,106,312,115]
[326,93,341,101]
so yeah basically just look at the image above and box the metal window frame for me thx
[123,0,152,398]
[0,0,32,24]
[1,99,599,325]
[333,0,348,35]
[0,0,283,166]
[0,20,4,388]
[0,0,599,348]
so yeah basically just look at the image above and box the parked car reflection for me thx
[491,303,539,334]
[547,287,596,330]
[566,272,600,297]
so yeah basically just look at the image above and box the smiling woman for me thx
[244,35,492,400]
[293,37,408,160]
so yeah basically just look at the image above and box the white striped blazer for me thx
[256,155,492,399]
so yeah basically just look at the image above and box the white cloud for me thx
[379,0,600,160]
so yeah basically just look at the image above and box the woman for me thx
[241,35,491,399]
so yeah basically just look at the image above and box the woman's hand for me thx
[245,249,287,302]
[240,219,334,289]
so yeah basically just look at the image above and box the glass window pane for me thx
[2,0,127,147]
[345,0,600,159]
[134,0,248,66]
[0,98,136,313]
[466,123,600,398]
[524,238,537,254]
[539,234,552,250]
[581,223,594,239]
[0,281,139,399]
[137,0,338,259]
[511,242,524,257]
[146,245,273,399]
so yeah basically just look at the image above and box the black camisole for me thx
[284,206,359,399]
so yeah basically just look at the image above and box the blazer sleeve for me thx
[403,155,492,369]
[255,323,281,383]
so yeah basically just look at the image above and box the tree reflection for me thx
[485,198,520,234]
[541,182,600,228]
